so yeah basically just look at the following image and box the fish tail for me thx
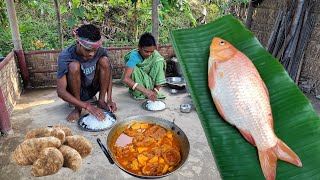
[258,139,302,180]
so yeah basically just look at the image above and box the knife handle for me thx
[97,138,114,164]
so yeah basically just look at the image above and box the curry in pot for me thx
[112,122,182,176]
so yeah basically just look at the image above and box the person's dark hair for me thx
[138,32,156,47]
[77,24,101,41]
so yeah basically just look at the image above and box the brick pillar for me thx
[14,49,29,87]
[0,86,12,134]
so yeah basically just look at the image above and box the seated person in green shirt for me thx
[122,33,166,101]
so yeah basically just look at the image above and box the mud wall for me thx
[24,46,175,88]
[0,51,23,116]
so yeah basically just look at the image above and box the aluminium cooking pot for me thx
[100,115,190,179]
[166,77,186,90]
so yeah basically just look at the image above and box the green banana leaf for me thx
[170,15,320,179]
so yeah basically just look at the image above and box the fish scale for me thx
[213,58,276,150]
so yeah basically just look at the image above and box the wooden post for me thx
[5,0,22,50]
[152,0,159,46]
[0,86,12,134]
[245,1,254,29]
[54,0,63,49]
[5,0,29,87]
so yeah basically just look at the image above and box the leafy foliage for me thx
[0,1,7,26]
[0,29,12,57]
[0,0,237,56]
[16,5,59,51]
[0,0,10,57]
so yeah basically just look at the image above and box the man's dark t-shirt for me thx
[57,45,109,100]
[57,45,109,87]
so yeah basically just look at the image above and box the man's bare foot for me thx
[67,109,81,123]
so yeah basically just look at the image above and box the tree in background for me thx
[54,0,63,49]
[0,0,236,55]
[0,0,11,57]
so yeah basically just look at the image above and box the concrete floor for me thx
[0,82,221,180]
[1,82,320,180]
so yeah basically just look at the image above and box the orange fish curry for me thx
[111,122,182,176]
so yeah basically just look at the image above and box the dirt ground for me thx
[0,82,221,180]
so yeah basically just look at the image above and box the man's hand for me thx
[107,101,117,112]
[98,100,117,113]
[86,104,106,121]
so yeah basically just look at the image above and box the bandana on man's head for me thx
[73,28,102,49]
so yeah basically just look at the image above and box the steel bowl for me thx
[170,89,178,94]
[180,104,192,113]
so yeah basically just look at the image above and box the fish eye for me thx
[220,41,225,45]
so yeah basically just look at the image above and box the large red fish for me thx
[208,37,302,180]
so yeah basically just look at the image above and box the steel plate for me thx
[78,111,117,132]
[142,100,166,111]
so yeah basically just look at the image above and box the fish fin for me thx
[274,138,302,167]
[208,62,216,90]
[239,129,256,146]
[258,148,277,180]
[258,139,302,180]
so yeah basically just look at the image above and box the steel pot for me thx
[166,77,186,90]
[99,115,190,179]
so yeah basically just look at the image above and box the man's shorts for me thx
[80,84,99,101]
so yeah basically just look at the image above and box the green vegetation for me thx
[0,0,248,56]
